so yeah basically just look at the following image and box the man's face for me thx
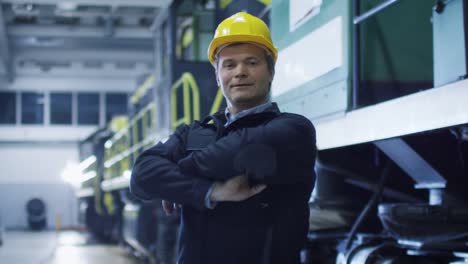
[216,43,273,113]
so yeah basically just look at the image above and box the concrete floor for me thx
[0,230,141,264]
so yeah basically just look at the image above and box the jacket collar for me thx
[225,102,273,127]
[201,102,281,127]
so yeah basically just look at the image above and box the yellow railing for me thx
[104,102,157,180]
[257,0,271,5]
[220,0,233,9]
[171,72,200,131]
[210,88,224,114]
[131,75,156,105]
[104,73,224,183]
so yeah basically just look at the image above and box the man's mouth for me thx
[231,83,253,88]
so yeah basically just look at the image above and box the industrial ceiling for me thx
[0,0,172,82]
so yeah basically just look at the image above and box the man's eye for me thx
[223,63,234,68]
[248,60,258,65]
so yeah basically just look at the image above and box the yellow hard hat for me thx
[207,12,278,64]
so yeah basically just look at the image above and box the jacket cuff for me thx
[204,184,218,209]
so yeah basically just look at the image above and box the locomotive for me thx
[272,0,468,263]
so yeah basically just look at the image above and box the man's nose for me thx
[234,63,248,78]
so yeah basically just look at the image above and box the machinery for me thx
[25,198,47,231]
[269,0,468,263]
[77,124,120,241]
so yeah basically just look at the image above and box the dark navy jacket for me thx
[130,103,316,264]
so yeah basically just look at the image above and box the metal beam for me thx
[2,0,172,8]
[15,49,153,61]
[0,3,13,81]
[12,36,153,50]
[374,138,446,189]
[315,79,468,150]
[353,0,400,25]
[0,126,99,142]
[0,75,136,91]
[8,25,153,39]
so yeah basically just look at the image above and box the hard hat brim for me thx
[208,34,278,64]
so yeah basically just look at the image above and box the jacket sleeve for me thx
[178,114,316,185]
[130,124,213,211]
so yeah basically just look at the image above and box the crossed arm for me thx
[130,125,213,210]
[130,114,316,210]
[178,114,316,185]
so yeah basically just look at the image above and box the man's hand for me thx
[210,174,266,202]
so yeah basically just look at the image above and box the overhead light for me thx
[25,4,34,11]
[27,37,64,47]
[57,2,78,11]
[61,160,98,187]
[11,3,39,15]
[123,170,131,179]
[61,161,81,186]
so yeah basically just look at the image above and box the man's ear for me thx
[215,71,221,87]
[268,71,274,92]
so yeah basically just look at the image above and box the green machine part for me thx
[433,0,467,87]
[270,0,351,120]
[270,0,435,118]
[358,0,434,106]
[359,0,433,83]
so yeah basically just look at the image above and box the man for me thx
[130,12,316,264]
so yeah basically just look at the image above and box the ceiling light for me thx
[57,2,77,11]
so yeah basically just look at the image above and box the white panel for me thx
[289,0,322,32]
[0,126,97,142]
[315,79,468,150]
[433,0,466,87]
[0,143,79,228]
[272,16,343,97]
[0,143,78,183]
[0,76,135,92]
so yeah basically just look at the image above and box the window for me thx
[78,93,99,125]
[196,8,215,61]
[0,92,16,124]
[21,92,44,124]
[50,93,72,124]
[176,0,215,62]
[106,93,128,122]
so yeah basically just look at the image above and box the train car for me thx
[270,0,468,263]
[76,116,127,242]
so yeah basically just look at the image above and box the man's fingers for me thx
[250,184,267,196]
[233,184,267,201]
[211,174,267,202]
[162,200,173,215]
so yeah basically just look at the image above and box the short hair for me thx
[214,43,275,76]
